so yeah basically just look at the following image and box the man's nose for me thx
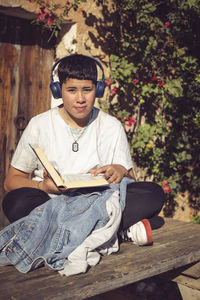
[77,91,85,102]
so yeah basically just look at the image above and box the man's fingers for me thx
[43,169,48,178]
[107,173,120,184]
[90,165,123,184]
[91,166,107,176]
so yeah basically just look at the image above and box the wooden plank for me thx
[0,43,19,227]
[0,13,54,227]
[182,261,200,279]
[0,218,199,299]
[177,283,200,300]
[173,274,200,291]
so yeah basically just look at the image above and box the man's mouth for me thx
[75,107,86,112]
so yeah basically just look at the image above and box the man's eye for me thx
[67,89,76,92]
[83,88,92,92]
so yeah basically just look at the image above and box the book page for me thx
[63,173,105,182]
[30,144,64,187]
[63,173,108,189]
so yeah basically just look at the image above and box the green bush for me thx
[99,0,200,211]
[191,215,200,224]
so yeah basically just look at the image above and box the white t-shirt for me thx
[11,106,133,182]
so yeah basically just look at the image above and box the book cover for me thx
[30,144,109,189]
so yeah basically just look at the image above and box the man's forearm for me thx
[4,175,38,192]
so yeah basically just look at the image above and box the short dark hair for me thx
[58,54,97,85]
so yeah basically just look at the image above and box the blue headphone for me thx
[50,55,106,99]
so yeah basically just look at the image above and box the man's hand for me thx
[39,170,65,194]
[90,164,128,184]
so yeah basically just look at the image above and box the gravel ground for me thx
[88,275,183,300]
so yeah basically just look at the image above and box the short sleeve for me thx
[112,124,133,170]
[11,118,39,173]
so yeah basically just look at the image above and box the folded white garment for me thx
[59,190,121,276]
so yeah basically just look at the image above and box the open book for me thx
[30,144,109,190]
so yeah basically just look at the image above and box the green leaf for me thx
[164,79,183,97]
[188,0,199,8]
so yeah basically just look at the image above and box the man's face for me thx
[62,78,96,128]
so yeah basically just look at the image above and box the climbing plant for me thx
[29,0,86,41]
[99,0,200,214]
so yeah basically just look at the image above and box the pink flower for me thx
[37,12,48,21]
[47,17,53,25]
[132,78,138,85]
[123,116,137,127]
[128,117,137,126]
[164,22,171,28]
[163,186,172,194]
[158,80,164,87]
[151,76,157,82]
[162,180,169,186]
[111,87,117,95]
[105,78,112,86]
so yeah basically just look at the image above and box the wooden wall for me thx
[0,13,55,226]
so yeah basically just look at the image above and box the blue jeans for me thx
[3,182,165,229]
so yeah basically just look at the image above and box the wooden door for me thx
[0,13,55,226]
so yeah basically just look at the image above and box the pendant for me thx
[72,141,79,152]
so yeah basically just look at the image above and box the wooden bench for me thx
[0,218,200,300]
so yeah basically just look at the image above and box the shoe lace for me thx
[121,229,132,242]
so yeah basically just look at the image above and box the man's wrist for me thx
[123,168,128,177]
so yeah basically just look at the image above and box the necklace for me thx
[70,126,88,152]
[61,107,89,152]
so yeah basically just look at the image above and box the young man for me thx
[3,54,165,245]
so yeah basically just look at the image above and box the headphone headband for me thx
[50,55,105,99]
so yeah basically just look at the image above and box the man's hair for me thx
[58,54,97,85]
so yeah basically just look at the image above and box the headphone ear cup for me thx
[96,81,106,98]
[50,81,62,99]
